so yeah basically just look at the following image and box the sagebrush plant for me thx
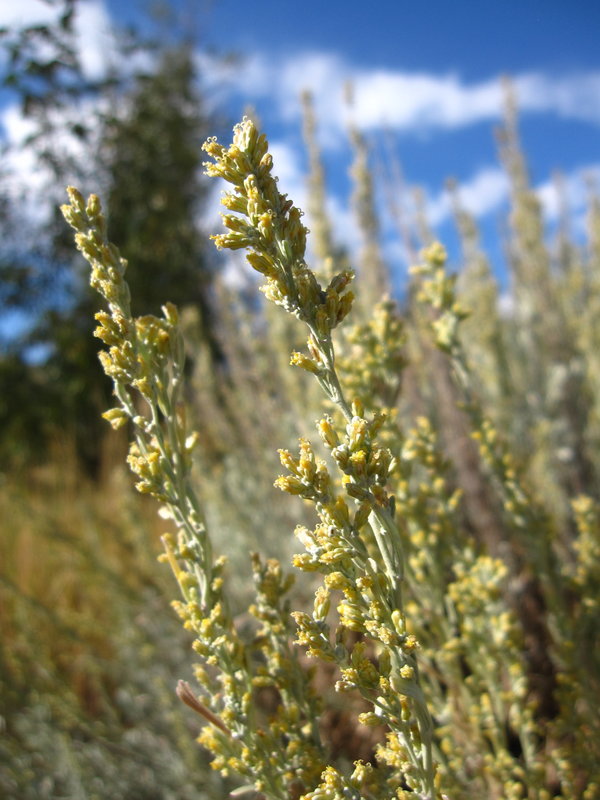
[60,115,600,800]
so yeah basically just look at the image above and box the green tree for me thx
[100,46,219,352]
[0,7,220,469]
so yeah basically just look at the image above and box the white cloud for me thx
[0,104,46,221]
[349,72,502,131]
[73,1,114,81]
[426,166,509,226]
[0,100,37,145]
[277,53,346,121]
[0,0,116,82]
[0,91,109,229]
[228,51,600,143]
[0,0,57,27]
[0,0,148,226]
[268,140,306,205]
[421,161,600,234]
[515,73,600,126]
[536,177,566,221]
[194,50,255,111]
[424,190,451,228]
[535,164,600,232]
[455,167,510,217]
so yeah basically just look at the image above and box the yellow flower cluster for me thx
[205,118,444,800]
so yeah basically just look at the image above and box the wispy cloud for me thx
[0,0,114,81]
[213,50,600,143]
[515,73,600,126]
[425,162,600,231]
[426,167,510,226]
[536,164,600,231]
[0,0,57,28]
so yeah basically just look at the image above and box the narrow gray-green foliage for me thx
[50,111,600,800]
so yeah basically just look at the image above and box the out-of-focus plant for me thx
[0,455,227,800]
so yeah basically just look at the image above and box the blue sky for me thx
[201,0,599,76]
[2,0,600,298]
[194,0,600,289]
